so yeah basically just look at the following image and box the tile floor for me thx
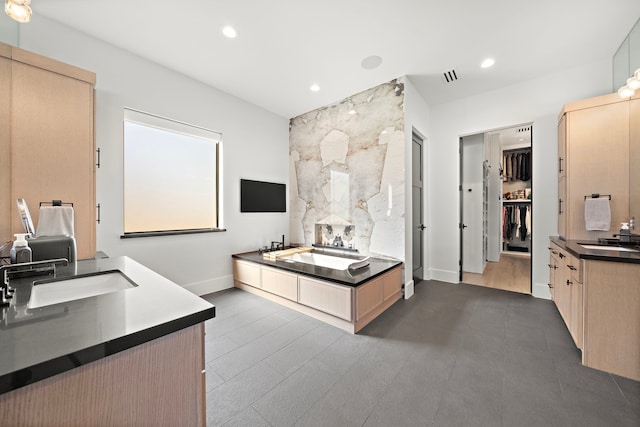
[201,281,640,426]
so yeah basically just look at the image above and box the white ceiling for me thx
[33,0,640,119]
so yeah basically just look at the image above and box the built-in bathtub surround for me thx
[289,79,405,259]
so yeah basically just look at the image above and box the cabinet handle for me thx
[558,157,564,174]
[96,203,101,224]
[547,264,558,270]
[566,279,572,286]
[548,283,554,288]
[558,199,563,215]
[567,265,577,271]
[96,147,101,168]
[559,253,565,259]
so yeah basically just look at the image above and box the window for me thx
[122,108,222,237]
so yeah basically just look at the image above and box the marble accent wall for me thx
[289,79,405,259]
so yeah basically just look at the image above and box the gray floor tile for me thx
[264,323,344,377]
[202,285,640,427]
[221,406,271,427]
[209,315,321,381]
[252,359,341,426]
[206,361,284,426]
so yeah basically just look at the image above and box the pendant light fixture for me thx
[5,0,32,23]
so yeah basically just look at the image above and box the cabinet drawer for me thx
[233,260,261,288]
[567,254,583,284]
[298,276,352,321]
[261,266,298,301]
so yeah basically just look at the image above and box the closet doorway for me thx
[459,124,532,294]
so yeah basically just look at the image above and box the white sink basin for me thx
[281,252,370,270]
[28,270,137,309]
[579,244,639,253]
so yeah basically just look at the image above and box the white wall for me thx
[19,17,290,295]
[403,77,431,284]
[428,58,613,298]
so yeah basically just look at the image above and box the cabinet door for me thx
[382,267,402,301]
[558,176,567,239]
[261,266,298,301]
[554,251,571,325]
[630,98,639,225]
[356,276,384,321]
[0,55,10,244]
[558,114,567,178]
[233,260,261,288]
[566,102,629,240]
[548,246,559,298]
[11,61,95,259]
[298,276,352,321]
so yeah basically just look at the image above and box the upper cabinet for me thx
[558,93,637,240]
[0,42,96,259]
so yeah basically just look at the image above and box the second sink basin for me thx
[28,270,137,309]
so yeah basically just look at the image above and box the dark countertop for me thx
[550,237,640,264]
[0,256,215,395]
[232,250,403,287]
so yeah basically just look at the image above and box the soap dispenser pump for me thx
[10,233,32,264]
[620,222,631,243]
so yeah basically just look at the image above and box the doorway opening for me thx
[459,124,533,294]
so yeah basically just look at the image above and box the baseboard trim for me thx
[429,269,459,284]
[183,275,234,296]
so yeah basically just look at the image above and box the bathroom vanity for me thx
[232,250,403,333]
[0,256,214,426]
[548,238,639,381]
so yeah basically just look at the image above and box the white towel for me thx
[584,198,611,231]
[36,206,75,237]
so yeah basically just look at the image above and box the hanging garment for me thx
[519,205,528,241]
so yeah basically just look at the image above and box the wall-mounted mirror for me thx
[613,18,640,90]
[631,98,639,231]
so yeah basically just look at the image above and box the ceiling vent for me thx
[516,126,531,133]
[442,69,459,84]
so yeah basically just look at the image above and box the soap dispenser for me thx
[620,223,631,243]
[10,233,32,264]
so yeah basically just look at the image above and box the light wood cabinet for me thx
[558,94,631,240]
[233,260,262,288]
[0,53,11,245]
[548,242,582,350]
[582,260,640,381]
[261,266,298,301]
[298,276,352,321]
[0,324,205,426]
[1,42,96,259]
[232,258,402,333]
[630,98,640,224]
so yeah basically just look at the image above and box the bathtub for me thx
[281,252,369,270]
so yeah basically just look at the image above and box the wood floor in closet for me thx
[462,252,531,294]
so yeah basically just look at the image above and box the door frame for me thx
[412,129,426,282]
[458,122,534,294]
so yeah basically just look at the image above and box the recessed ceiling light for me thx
[481,58,495,68]
[310,84,320,92]
[361,55,382,70]
[222,26,237,38]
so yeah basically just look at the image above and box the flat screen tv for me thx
[240,179,286,213]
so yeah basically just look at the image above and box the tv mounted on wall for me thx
[240,179,286,213]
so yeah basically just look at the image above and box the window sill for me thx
[120,228,226,239]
